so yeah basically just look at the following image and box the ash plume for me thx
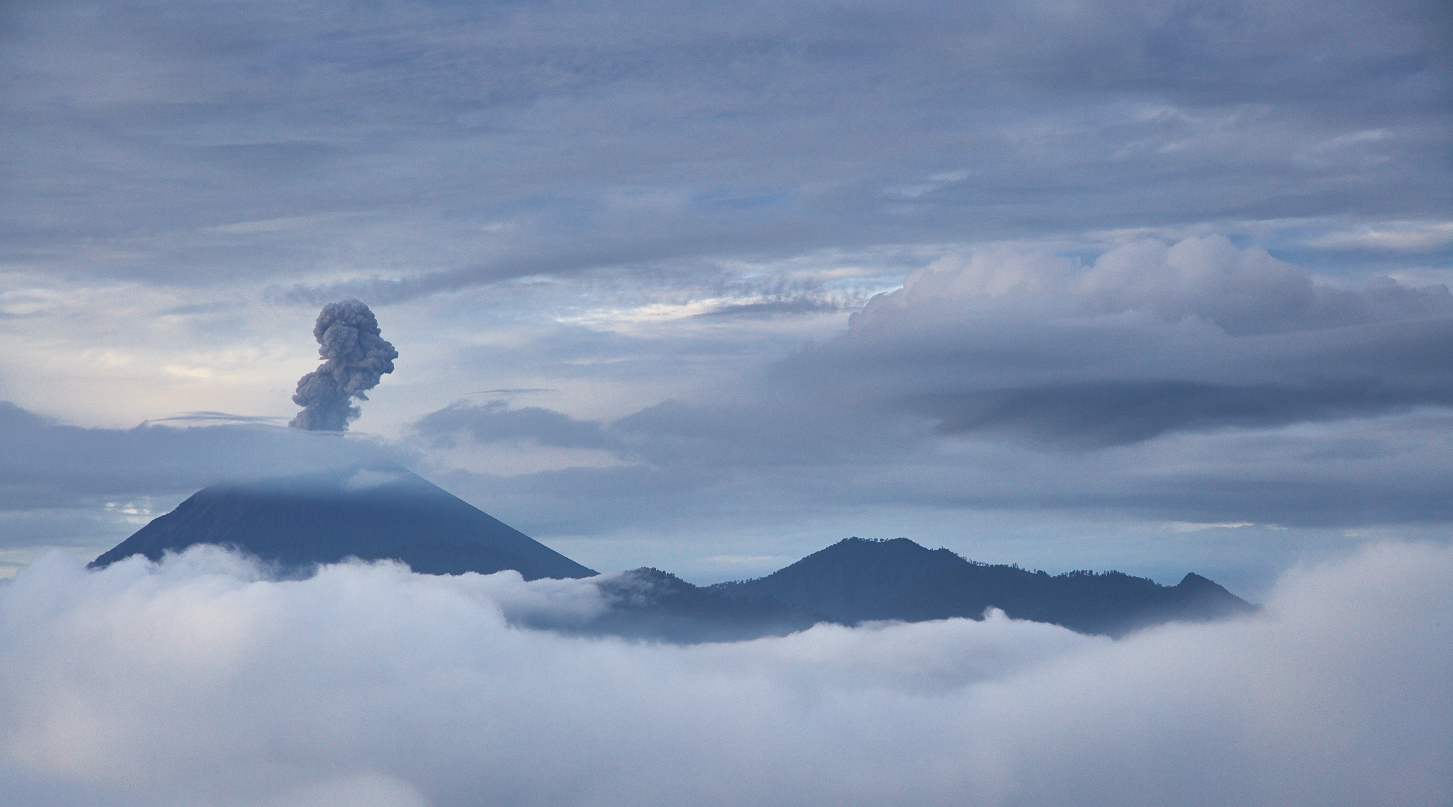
[290,300,398,431]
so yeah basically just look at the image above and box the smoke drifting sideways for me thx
[0,544,1448,807]
[290,300,398,432]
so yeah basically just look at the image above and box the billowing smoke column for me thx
[290,300,398,431]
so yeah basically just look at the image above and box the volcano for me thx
[711,537,1255,637]
[90,466,595,580]
[91,473,1254,641]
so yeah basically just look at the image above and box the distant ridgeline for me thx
[709,537,1255,638]
[91,469,1253,641]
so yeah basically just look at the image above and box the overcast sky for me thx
[1,0,1451,591]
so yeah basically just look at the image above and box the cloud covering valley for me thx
[0,541,1447,806]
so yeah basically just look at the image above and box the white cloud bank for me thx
[0,543,1448,807]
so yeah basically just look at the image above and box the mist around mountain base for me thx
[0,541,1447,807]
[82,468,1254,643]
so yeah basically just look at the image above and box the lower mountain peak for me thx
[712,536,1255,637]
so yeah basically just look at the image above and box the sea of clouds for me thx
[0,542,1448,806]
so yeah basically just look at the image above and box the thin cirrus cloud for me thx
[0,541,1446,806]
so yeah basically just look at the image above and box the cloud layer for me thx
[802,235,1453,446]
[404,237,1453,550]
[0,542,1447,806]
[2,0,1447,300]
[0,402,402,551]
[417,237,1453,458]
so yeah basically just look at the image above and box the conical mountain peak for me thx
[90,465,595,580]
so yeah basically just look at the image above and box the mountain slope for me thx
[91,481,1253,641]
[90,467,595,580]
[711,537,1254,636]
[571,568,824,643]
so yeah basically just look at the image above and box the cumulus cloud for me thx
[0,542,1446,806]
[852,236,1453,335]
[793,236,1453,446]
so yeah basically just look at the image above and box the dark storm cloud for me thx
[1,0,1447,296]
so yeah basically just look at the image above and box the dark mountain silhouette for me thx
[89,466,595,580]
[555,568,824,644]
[91,473,1253,640]
[710,537,1255,637]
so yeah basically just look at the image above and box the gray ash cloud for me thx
[290,300,398,432]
